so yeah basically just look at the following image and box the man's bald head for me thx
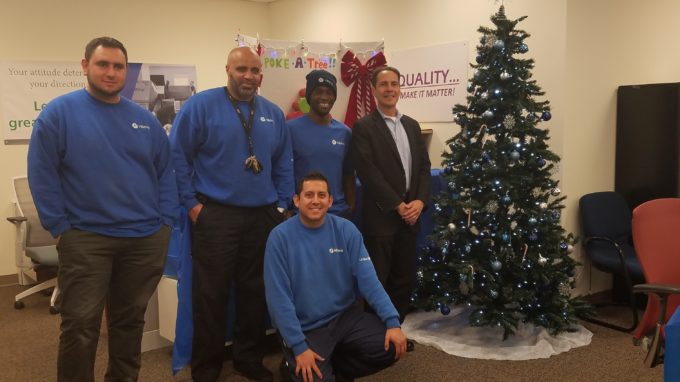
[225,46,263,101]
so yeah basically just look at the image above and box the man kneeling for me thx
[264,172,407,382]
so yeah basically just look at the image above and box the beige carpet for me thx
[0,275,664,381]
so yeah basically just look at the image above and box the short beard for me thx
[86,76,123,100]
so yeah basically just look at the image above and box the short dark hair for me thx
[370,65,400,87]
[84,37,128,62]
[296,171,331,196]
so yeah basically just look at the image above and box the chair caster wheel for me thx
[14,300,24,309]
[49,306,59,315]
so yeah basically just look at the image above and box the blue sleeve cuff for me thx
[291,341,309,357]
[385,317,401,329]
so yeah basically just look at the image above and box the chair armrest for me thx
[633,283,680,296]
[6,216,27,224]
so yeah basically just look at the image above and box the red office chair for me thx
[631,198,680,367]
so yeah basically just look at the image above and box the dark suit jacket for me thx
[350,109,431,236]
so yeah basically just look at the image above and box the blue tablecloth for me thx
[666,306,680,381]
[163,169,445,374]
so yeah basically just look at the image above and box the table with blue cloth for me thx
[163,169,445,374]
[666,306,680,381]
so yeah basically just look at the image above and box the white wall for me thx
[564,0,680,292]
[2,0,679,297]
[0,0,271,275]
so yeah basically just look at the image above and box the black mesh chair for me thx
[579,191,644,331]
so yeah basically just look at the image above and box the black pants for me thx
[56,226,170,382]
[190,200,283,382]
[281,304,396,381]
[364,225,417,322]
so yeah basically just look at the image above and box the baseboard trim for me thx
[141,329,172,353]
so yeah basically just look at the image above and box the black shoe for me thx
[406,339,415,352]
[336,373,355,382]
[233,361,273,382]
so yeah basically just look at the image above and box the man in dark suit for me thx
[349,66,431,336]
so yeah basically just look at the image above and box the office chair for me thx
[631,198,680,367]
[578,191,644,331]
[7,176,59,314]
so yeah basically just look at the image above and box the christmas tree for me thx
[413,6,591,338]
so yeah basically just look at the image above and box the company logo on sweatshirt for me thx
[331,139,345,146]
[131,122,150,130]
[260,116,275,123]
[329,248,344,254]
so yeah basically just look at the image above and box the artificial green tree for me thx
[413,6,590,338]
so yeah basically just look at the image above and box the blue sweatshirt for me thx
[264,214,400,356]
[27,89,179,238]
[287,115,352,215]
[170,87,293,210]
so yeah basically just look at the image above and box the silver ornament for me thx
[539,202,548,210]
[510,151,520,160]
[503,115,516,129]
[483,110,494,119]
[447,223,456,232]
[567,244,574,253]
[538,253,548,266]
[500,71,511,81]
[551,188,561,196]
[490,260,502,271]
[481,91,489,99]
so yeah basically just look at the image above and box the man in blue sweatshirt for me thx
[288,70,355,219]
[170,46,293,382]
[27,37,178,382]
[265,172,407,382]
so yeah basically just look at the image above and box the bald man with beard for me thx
[170,46,294,382]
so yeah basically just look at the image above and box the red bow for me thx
[341,51,386,127]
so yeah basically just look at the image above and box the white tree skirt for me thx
[402,307,592,360]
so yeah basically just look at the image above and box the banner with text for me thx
[0,60,197,141]
[390,41,468,122]
[257,39,384,126]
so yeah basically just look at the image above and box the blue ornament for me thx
[559,242,569,251]
[537,158,546,167]
[444,166,453,175]
[527,113,538,122]
[465,244,472,253]
[489,290,499,299]
[528,217,537,225]
[482,152,491,162]
[502,195,511,203]
[467,83,474,93]
[528,232,538,242]
[518,43,529,53]
[476,54,484,64]
[541,111,552,121]
[451,192,460,200]
[471,162,481,171]
[501,233,510,242]
[510,151,520,161]
[441,304,451,315]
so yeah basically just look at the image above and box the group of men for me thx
[27,36,431,382]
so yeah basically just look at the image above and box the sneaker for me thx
[336,373,355,382]
[233,361,273,382]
